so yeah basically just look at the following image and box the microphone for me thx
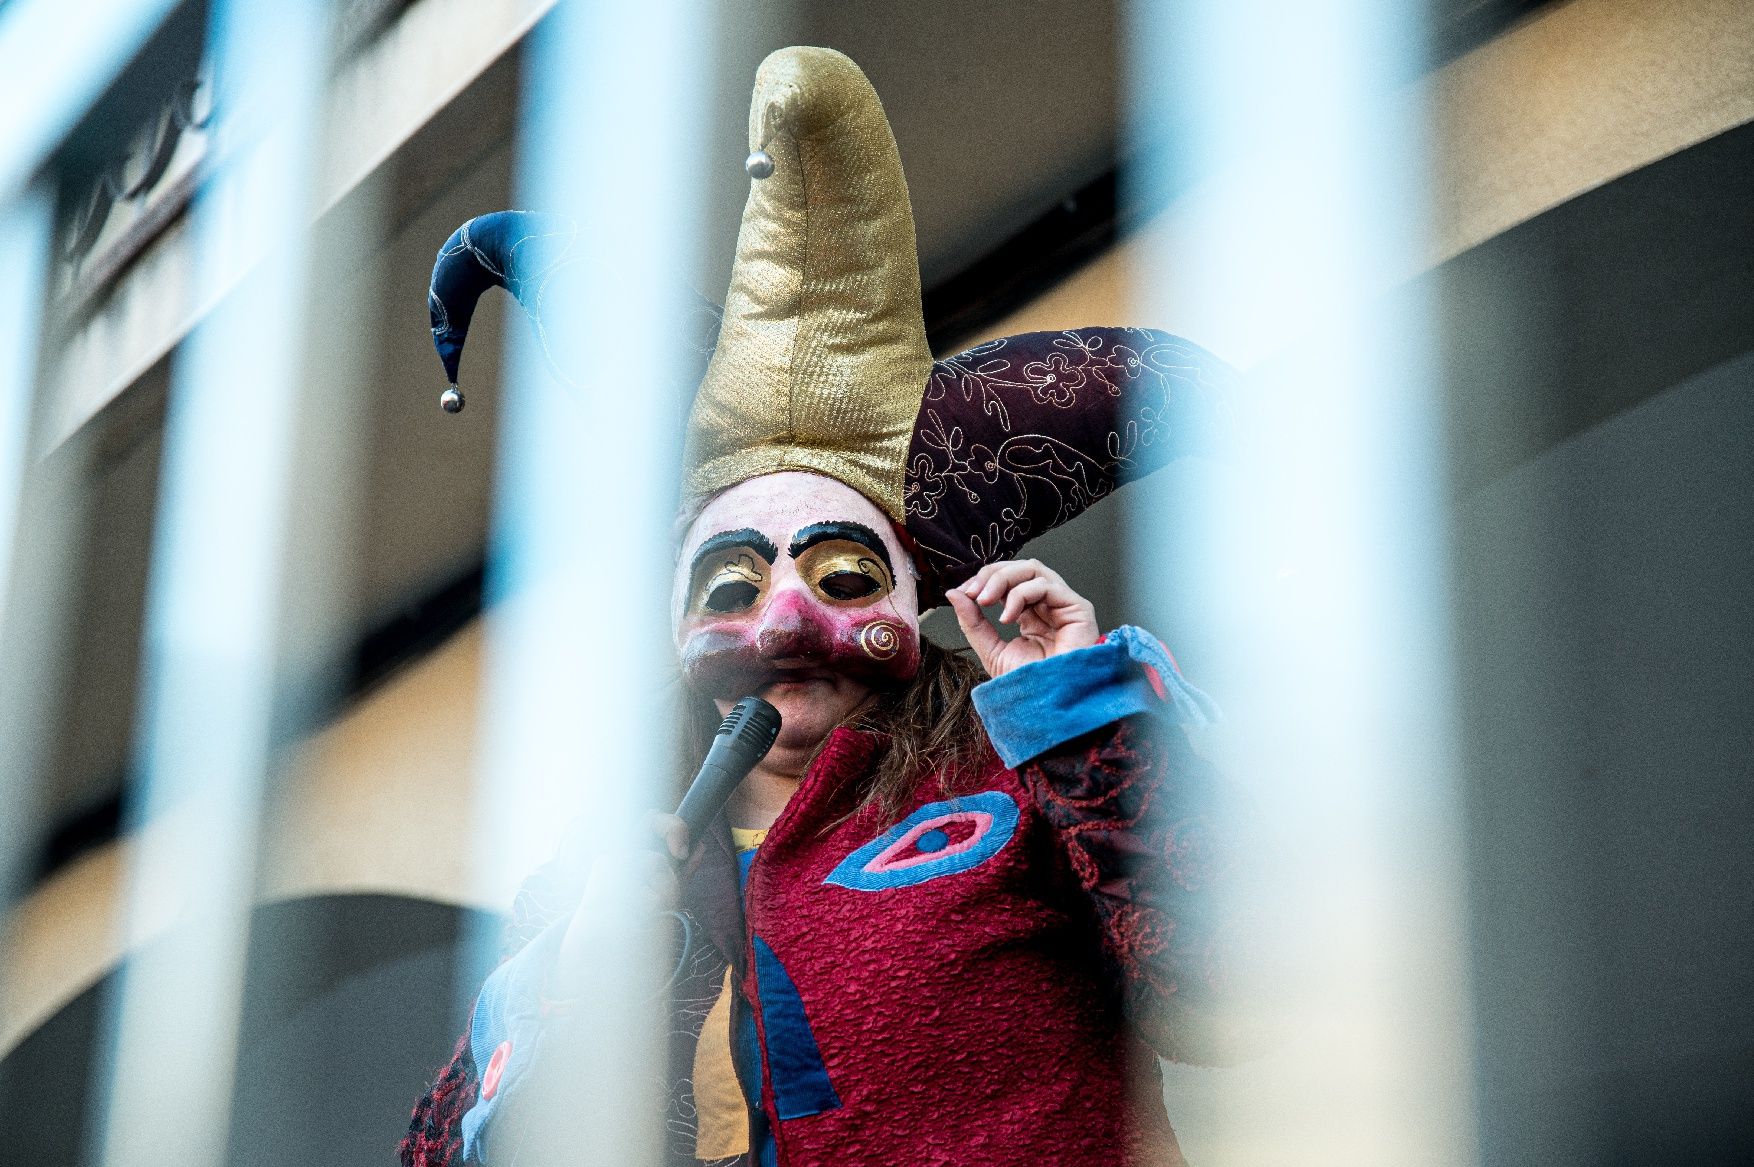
[674,696,782,845]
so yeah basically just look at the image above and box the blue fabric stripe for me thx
[751,935,841,1120]
[734,848,776,1161]
[731,988,774,1164]
[971,625,1217,767]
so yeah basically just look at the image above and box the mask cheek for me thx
[836,614,920,683]
[678,623,759,694]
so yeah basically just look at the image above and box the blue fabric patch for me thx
[823,791,1020,891]
[751,936,841,1120]
[459,920,565,1161]
[971,624,1218,767]
[916,828,949,853]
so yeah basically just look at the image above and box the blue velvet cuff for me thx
[459,920,566,1163]
[971,625,1217,768]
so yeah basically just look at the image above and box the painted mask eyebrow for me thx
[788,520,893,575]
[690,528,779,575]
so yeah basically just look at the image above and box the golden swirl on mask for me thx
[858,620,902,660]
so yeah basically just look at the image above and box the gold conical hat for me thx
[683,47,932,522]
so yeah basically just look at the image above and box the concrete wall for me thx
[1451,335,1754,1166]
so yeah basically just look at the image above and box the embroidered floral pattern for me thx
[904,328,1234,592]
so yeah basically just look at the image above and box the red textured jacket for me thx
[403,628,1248,1167]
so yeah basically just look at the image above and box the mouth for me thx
[758,667,837,694]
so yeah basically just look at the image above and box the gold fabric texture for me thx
[691,966,751,1159]
[683,46,933,522]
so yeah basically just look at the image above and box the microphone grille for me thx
[719,696,781,751]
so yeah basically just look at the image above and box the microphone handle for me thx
[675,755,745,844]
[670,695,781,849]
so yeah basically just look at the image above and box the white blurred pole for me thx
[470,0,710,1160]
[0,191,52,614]
[94,3,330,1166]
[0,188,55,910]
[1126,2,1478,1164]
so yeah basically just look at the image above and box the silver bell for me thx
[744,149,775,180]
[440,386,464,414]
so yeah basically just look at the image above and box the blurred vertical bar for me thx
[1125,1,1478,1164]
[0,187,57,912]
[469,0,710,1160]
[92,3,334,1166]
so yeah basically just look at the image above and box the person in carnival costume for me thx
[404,47,1255,1167]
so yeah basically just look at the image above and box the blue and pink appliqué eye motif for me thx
[824,790,1019,890]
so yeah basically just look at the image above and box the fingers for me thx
[629,849,683,910]
[650,811,689,861]
[999,577,1053,625]
[560,850,681,991]
[960,559,1066,608]
[945,587,1004,674]
[956,559,1100,658]
[577,848,680,919]
[960,560,1086,624]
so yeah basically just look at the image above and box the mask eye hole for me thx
[794,538,894,608]
[687,548,769,618]
[704,579,760,613]
[819,570,880,601]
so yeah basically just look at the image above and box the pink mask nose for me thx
[754,588,833,661]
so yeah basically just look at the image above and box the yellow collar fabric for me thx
[730,826,769,852]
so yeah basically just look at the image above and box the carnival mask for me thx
[674,472,922,699]
[430,50,1233,645]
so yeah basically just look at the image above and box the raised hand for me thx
[944,559,1100,678]
[553,812,686,998]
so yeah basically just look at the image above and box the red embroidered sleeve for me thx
[1021,715,1261,1065]
[399,1033,477,1167]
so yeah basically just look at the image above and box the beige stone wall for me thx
[0,623,489,1055]
[958,0,1754,357]
[1427,0,1754,271]
[260,621,490,909]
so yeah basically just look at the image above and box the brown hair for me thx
[678,638,991,823]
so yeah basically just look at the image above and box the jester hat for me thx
[428,47,1233,599]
